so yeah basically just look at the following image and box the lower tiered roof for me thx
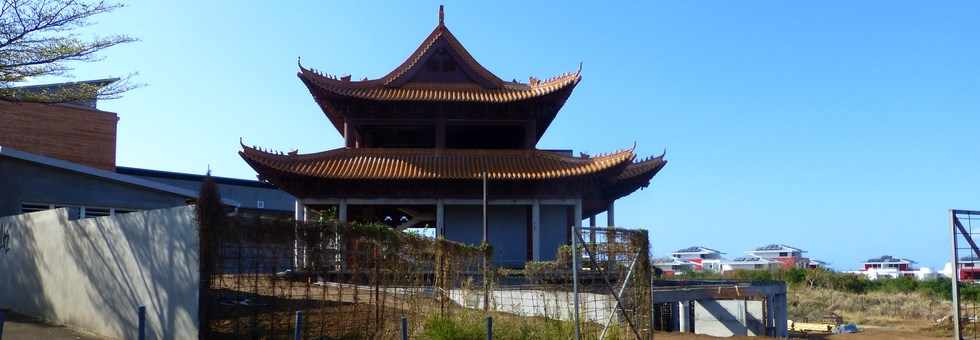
[239,145,666,205]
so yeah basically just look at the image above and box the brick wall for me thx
[0,100,118,170]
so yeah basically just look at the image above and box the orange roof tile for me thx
[296,6,582,103]
[240,146,636,181]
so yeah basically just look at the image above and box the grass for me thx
[788,286,950,326]
[418,308,630,340]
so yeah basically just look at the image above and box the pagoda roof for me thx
[297,6,581,103]
[239,145,639,181]
[299,66,581,103]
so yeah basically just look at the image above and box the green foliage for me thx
[0,0,137,102]
[422,316,484,340]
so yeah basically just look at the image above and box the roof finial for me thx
[438,5,445,26]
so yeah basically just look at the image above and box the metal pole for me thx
[138,306,146,340]
[294,310,303,340]
[482,172,488,243]
[951,210,962,340]
[401,316,409,340]
[486,316,493,340]
[571,224,581,340]
[600,252,640,339]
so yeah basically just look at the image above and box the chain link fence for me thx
[200,216,653,339]
[952,209,980,340]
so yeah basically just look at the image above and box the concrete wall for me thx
[0,156,188,217]
[127,175,295,212]
[0,206,199,339]
[694,300,765,337]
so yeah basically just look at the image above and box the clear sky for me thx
[50,1,979,271]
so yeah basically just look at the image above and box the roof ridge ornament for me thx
[439,5,445,26]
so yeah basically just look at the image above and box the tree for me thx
[0,0,135,103]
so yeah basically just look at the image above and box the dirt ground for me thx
[655,327,946,340]
[1,312,107,340]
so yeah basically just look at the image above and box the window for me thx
[114,209,137,214]
[84,208,111,218]
[257,201,265,209]
[779,252,788,257]
[21,203,52,213]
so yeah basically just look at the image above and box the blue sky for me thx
[51,1,979,270]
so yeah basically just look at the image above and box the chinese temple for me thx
[240,6,666,267]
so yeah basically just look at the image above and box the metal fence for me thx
[951,209,980,340]
[200,216,653,339]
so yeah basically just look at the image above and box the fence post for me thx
[571,225,581,340]
[401,316,409,340]
[1,308,7,340]
[137,305,146,340]
[294,311,303,340]
[486,316,493,340]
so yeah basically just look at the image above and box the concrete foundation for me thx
[654,281,788,337]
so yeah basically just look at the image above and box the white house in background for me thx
[722,256,782,272]
[806,259,830,270]
[851,255,937,281]
[671,246,726,273]
[747,244,810,269]
[653,257,697,276]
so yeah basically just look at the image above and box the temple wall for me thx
[441,204,574,266]
[443,205,528,267]
[539,205,571,261]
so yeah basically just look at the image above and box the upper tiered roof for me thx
[297,6,582,138]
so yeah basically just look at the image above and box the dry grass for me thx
[788,287,950,328]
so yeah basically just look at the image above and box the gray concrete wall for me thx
[129,175,294,212]
[0,157,188,217]
[694,300,765,337]
[0,206,199,339]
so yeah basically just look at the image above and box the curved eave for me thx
[603,153,668,201]
[238,144,634,181]
[298,67,581,103]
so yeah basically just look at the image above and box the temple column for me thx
[607,200,615,227]
[436,199,445,238]
[294,200,305,269]
[532,200,541,261]
[338,199,348,222]
[589,214,597,245]
[343,120,353,148]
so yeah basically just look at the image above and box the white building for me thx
[671,246,726,273]
[850,255,937,281]
[746,244,810,269]
[653,257,697,276]
[723,256,782,272]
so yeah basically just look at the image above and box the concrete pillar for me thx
[338,200,348,223]
[607,200,615,227]
[343,120,350,147]
[294,200,305,269]
[677,301,691,333]
[588,215,597,245]
[294,200,305,221]
[574,199,583,228]
[436,200,445,238]
[532,200,541,260]
[772,293,788,337]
